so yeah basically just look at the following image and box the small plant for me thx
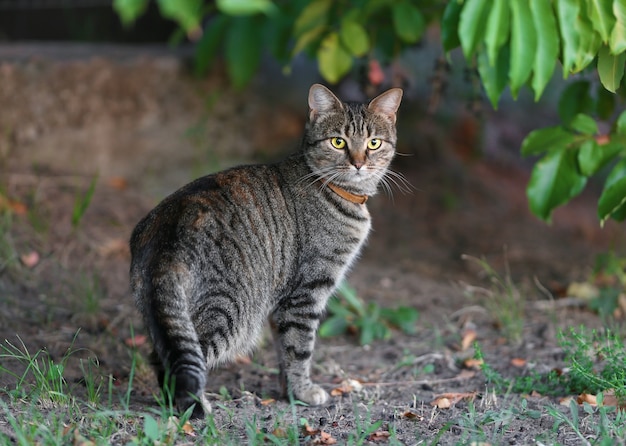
[462,254,525,345]
[71,175,97,228]
[319,282,418,345]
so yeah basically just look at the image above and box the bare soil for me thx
[1,44,625,445]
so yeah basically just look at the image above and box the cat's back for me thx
[129,163,294,271]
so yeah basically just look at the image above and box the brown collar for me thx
[323,181,368,205]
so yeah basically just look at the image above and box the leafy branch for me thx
[113,0,626,224]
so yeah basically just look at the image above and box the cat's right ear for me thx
[308,84,343,121]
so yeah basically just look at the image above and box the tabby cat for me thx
[130,84,403,417]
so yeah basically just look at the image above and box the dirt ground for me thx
[1,44,625,444]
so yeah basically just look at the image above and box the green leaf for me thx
[558,80,594,125]
[521,126,575,156]
[194,15,230,76]
[597,83,617,119]
[527,148,587,222]
[578,139,622,176]
[569,114,598,135]
[225,17,263,89]
[317,32,353,84]
[294,0,331,37]
[458,0,489,59]
[588,0,616,43]
[157,0,203,33]
[442,0,463,52]
[599,159,626,223]
[292,24,326,55]
[216,0,276,16]
[380,306,419,334]
[340,20,369,57]
[113,0,149,26]
[318,316,349,338]
[529,0,558,100]
[573,13,602,73]
[392,1,426,44]
[477,46,509,109]
[509,0,536,98]
[598,44,626,92]
[610,1,626,54]
[617,110,626,135]
[556,0,580,76]
[484,0,509,67]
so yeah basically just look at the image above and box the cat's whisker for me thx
[384,169,415,194]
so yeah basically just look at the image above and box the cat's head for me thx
[303,84,403,196]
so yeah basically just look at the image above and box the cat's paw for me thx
[177,393,212,419]
[296,384,329,406]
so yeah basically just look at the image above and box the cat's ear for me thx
[368,88,403,124]
[308,84,343,121]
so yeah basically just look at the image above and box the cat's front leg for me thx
[270,298,329,406]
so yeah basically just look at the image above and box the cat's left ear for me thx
[368,88,403,124]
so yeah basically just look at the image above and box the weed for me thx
[462,254,525,344]
[319,282,419,345]
[71,175,97,228]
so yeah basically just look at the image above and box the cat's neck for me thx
[321,181,368,205]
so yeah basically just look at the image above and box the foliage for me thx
[319,282,418,345]
[113,1,626,225]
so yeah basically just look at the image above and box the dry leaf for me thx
[510,358,526,368]
[312,431,337,445]
[98,238,130,258]
[125,334,147,347]
[331,379,362,396]
[432,397,451,409]
[559,396,574,406]
[402,410,423,420]
[0,194,27,215]
[107,176,128,190]
[461,329,477,351]
[566,282,599,300]
[260,398,275,406]
[272,427,288,438]
[431,392,476,409]
[529,390,543,398]
[181,420,195,435]
[20,251,40,268]
[577,393,597,406]
[235,355,251,365]
[463,358,483,370]
[367,430,390,442]
[302,423,320,436]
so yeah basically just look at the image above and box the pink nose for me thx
[352,161,364,170]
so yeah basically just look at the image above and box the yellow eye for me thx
[368,138,382,150]
[330,137,346,149]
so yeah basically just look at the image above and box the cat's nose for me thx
[352,161,364,170]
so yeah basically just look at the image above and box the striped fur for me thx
[129,84,402,417]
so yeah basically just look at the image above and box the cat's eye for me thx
[330,137,346,149]
[367,138,382,150]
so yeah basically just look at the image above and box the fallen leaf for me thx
[331,379,362,396]
[432,397,451,409]
[367,430,390,442]
[463,358,483,370]
[181,420,195,435]
[73,428,95,446]
[20,251,40,268]
[529,390,543,398]
[98,238,130,258]
[431,392,476,409]
[577,393,597,405]
[272,427,288,438]
[402,410,423,420]
[235,355,251,365]
[302,423,320,436]
[566,282,599,300]
[107,176,128,190]
[125,334,147,347]
[312,431,337,445]
[559,396,574,406]
[260,398,275,406]
[0,194,27,215]
[461,329,477,351]
[510,358,526,368]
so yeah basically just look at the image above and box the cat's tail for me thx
[133,267,210,418]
